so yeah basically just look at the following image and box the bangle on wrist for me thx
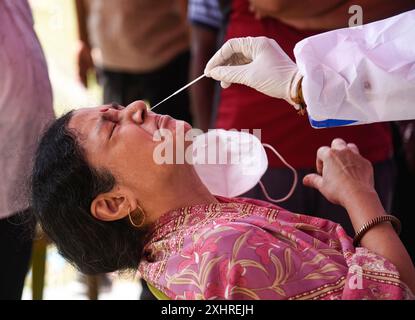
[353,214,401,247]
[290,76,307,115]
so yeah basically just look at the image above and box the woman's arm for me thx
[303,138,415,293]
[206,12,415,127]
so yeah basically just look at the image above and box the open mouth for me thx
[157,115,168,130]
[157,115,173,130]
[156,114,161,129]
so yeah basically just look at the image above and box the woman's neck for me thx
[143,168,218,224]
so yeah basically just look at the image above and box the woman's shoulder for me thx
[189,217,284,261]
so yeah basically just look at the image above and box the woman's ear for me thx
[90,192,130,222]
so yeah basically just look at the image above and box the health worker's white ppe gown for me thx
[294,9,415,128]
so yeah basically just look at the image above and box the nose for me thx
[123,100,148,124]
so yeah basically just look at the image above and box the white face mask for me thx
[192,129,297,203]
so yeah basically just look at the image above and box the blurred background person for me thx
[391,121,415,261]
[188,0,415,249]
[74,0,192,299]
[0,0,54,300]
[188,0,224,131]
[75,0,192,123]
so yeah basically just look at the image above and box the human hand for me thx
[248,0,285,20]
[204,37,303,109]
[303,138,376,209]
[249,0,270,20]
[76,41,94,88]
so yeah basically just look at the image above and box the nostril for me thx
[132,110,143,123]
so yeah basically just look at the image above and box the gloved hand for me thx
[204,36,303,109]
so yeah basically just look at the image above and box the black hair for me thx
[31,111,147,275]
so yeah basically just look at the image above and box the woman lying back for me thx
[31,101,415,299]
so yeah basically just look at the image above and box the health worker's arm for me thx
[205,10,415,128]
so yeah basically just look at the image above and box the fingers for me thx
[208,64,247,86]
[331,138,347,150]
[205,38,257,77]
[316,146,331,174]
[221,81,231,89]
[205,38,246,76]
[331,138,360,154]
[303,174,323,191]
[316,139,360,174]
[347,143,360,154]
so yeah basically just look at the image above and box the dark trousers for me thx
[243,159,395,237]
[391,123,415,262]
[0,210,34,300]
[99,51,192,124]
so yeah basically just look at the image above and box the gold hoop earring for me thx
[128,205,145,228]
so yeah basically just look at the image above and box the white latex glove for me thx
[204,36,303,109]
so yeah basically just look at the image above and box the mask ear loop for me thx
[259,143,298,203]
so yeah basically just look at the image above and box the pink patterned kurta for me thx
[138,197,413,300]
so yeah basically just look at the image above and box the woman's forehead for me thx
[69,106,103,128]
[75,106,104,117]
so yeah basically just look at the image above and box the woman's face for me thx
[68,100,192,197]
